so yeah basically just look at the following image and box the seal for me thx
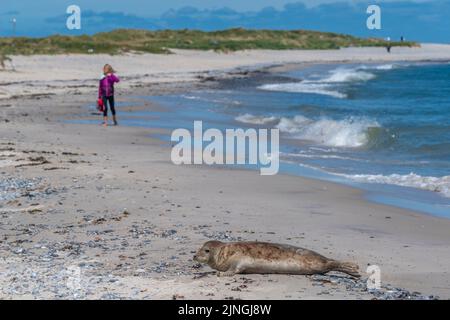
[193,241,360,277]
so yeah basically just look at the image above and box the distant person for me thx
[385,36,392,53]
[98,64,120,126]
[400,36,404,42]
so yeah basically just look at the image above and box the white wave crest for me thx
[276,115,310,134]
[280,151,360,161]
[258,66,377,98]
[235,113,278,125]
[235,113,379,148]
[342,173,450,198]
[276,116,380,148]
[258,82,347,98]
[359,64,396,71]
[374,64,395,70]
[320,68,376,83]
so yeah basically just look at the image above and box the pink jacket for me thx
[98,74,120,98]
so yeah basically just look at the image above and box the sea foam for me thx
[235,113,380,148]
[235,113,278,125]
[279,116,379,148]
[259,66,377,98]
[258,82,347,98]
[341,173,450,198]
[319,68,376,83]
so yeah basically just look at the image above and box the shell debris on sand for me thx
[310,274,438,300]
[0,177,44,203]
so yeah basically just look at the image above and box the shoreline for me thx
[122,60,450,218]
[110,100,450,220]
[1,48,450,299]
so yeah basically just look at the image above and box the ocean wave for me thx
[359,64,396,71]
[235,113,278,125]
[375,64,395,70]
[275,115,309,133]
[181,95,241,105]
[258,82,347,98]
[235,113,381,148]
[280,151,361,161]
[259,67,378,98]
[342,173,450,198]
[276,116,380,148]
[320,68,376,83]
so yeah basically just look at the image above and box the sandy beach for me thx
[2,44,450,100]
[1,45,450,300]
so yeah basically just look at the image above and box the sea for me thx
[88,62,450,218]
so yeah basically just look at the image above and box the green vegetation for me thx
[0,28,417,58]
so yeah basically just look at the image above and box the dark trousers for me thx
[102,96,116,116]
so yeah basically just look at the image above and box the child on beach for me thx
[98,64,120,126]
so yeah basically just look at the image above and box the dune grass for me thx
[0,28,416,59]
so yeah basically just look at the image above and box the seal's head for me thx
[193,241,223,264]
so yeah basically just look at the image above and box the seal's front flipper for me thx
[216,262,245,277]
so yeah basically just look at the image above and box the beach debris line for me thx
[15,156,50,168]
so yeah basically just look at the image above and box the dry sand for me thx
[1,46,450,300]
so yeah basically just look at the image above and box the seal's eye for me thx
[205,249,210,253]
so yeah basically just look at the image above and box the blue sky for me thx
[0,0,448,43]
[0,0,437,16]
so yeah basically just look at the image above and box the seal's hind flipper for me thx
[331,261,360,277]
